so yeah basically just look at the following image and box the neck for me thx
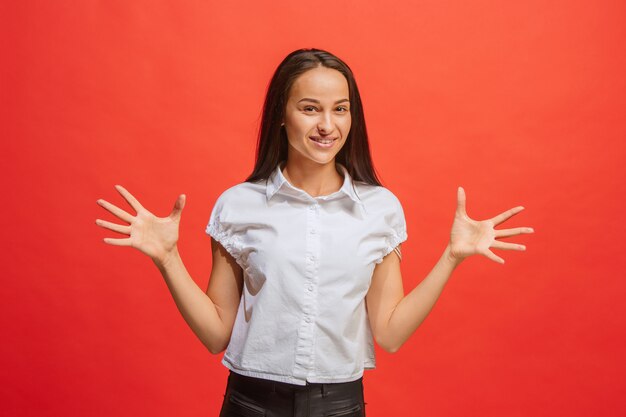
[282,157,343,197]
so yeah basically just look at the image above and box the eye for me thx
[303,106,317,112]
[336,106,349,112]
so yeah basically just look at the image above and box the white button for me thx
[307,285,313,291]
[310,229,316,234]
[305,317,311,323]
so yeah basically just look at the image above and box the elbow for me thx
[384,343,401,354]
[376,336,401,354]
[387,345,400,354]
[207,342,227,355]
[206,335,230,355]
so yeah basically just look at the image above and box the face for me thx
[282,66,351,166]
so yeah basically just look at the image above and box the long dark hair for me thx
[244,48,382,186]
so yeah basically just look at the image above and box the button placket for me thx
[293,202,321,379]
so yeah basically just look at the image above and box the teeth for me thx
[313,138,334,144]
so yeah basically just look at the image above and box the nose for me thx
[317,111,333,134]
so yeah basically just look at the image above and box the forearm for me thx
[154,247,228,354]
[384,244,462,352]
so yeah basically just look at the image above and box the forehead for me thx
[289,67,349,100]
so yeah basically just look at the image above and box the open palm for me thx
[449,187,534,264]
[96,185,185,263]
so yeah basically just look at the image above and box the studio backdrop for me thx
[2,1,624,416]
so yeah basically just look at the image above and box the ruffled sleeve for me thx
[205,191,244,266]
[373,193,408,265]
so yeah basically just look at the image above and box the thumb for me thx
[170,194,186,220]
[456,186,467,216]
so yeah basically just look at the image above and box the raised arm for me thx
[95,185,243,354]
[366,187,534,353]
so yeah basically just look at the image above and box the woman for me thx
[96,48,534,417]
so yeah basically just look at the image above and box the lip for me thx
[309,136,339,148]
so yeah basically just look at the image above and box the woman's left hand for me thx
[448,187,534,264]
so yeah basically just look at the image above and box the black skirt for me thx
[219,370,367,417]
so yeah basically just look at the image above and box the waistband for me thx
[227,370,363,398]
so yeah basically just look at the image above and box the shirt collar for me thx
[266,161,364,208]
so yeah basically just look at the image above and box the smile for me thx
[309,136,338,148]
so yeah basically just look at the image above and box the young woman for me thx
[96,48,534,417]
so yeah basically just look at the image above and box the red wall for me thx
[2,1,625,416]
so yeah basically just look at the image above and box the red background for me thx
[2,1,625,416]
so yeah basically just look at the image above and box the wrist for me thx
[444,243,463,268]
[153,246,180,270]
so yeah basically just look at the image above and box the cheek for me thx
[287,114,314,132]
[285,122,308,144]
[340,117,352,135]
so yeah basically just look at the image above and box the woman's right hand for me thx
[96,185,186,266]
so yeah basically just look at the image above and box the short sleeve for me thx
[374,193,408,265]
[205,191,244,265]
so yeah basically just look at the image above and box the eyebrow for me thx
[297,98,350,104]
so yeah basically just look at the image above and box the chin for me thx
[305,155,337,165]
[289,141,344,164]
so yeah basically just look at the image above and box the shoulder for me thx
[209,180,267,222]
[354,183,408,262]
[353,182,404,213]
[214,180,266,205]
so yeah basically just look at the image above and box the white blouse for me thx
[205,161,408,385]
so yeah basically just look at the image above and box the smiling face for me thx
[282,66,351,166]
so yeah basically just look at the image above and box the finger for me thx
[489,206,525,226]
[97,199,134,223]
[114,184,145,213]
[170,194,185,220]
[483,248,505,264]
[456,187,467,216]
[491,240,526,251]
[95,218,131,235]
[102,237,132,246]
[494,227,535,238]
